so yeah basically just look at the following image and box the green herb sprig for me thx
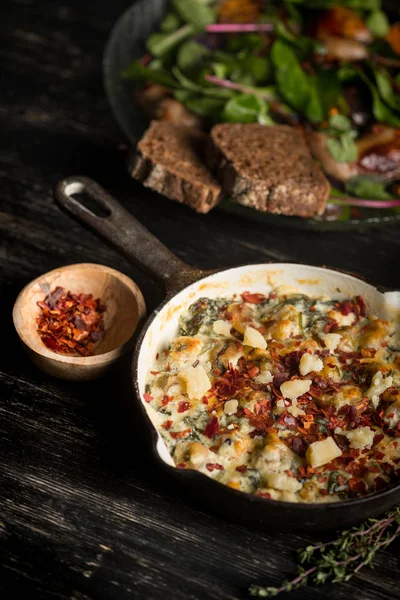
[249,507,400,598]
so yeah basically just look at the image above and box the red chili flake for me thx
[225,311,233,321]
[317,476,328,483]
[170,428,192,439]
[178,401,191,413]
[356,296,366,317]
[236,465,248,473]
[202,396,209,405]
[310,305,316,312]
[36,286,106,356]
[156,352,159,360]
[166,363,171,371]
[361,347,376,358]
[337,300,354,316]
[161,395,173,407]
[255,492,272,499]
[176,463,186,468]
[375,450,385,460]
[291,436,307,457]
[150,370,160,375]
[277,411,299,430]
[319,489,329,496]
[143,393,153,403]
[273,372,291,388]
[324,318,338,333]
[241,291,266,304]
[206,463,224,472]
[204,416,220,438]
[247,366,260,378]
[349,478,367,494]
[161,420,173,430]
[380,341,388,348]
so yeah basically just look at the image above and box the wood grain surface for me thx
[1,1,399,599]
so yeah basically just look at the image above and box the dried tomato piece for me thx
[178,401,191,413]
[204,416,220,438]
[206,463,224,472]
[241,291,266,304]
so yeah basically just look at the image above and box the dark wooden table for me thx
[1,1,399,599]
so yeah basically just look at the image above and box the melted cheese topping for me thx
[146,291,400,503]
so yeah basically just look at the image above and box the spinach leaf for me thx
[345,175,394,200]
[177,40,210,72]
[271,40,310,112]
[172,0,215,30]
[326,132,358,163]
[121,60,179,88]
[236,54,271,86]
[368,82,400,127]
[374,69,400,111]
[147,24,194,57]
[366,10,390,37]
[183,94,226,118]
[160,13,181,33]
[222,94,273,124]
[304,77,324,124]
[329,114,352,132]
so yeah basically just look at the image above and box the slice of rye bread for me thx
[208,123,331,217]
[128,121,223,214]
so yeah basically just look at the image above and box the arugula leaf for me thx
[172,0,215,30]
[374,69,400,111]
[121,61,179,88]
[270,40,310,112]
[222,94,273,124]
[236,54,271,86]
[172,67,233,98]
[160,13,181,33]
[183,95,226,118]
[366,10,390,37]
[366,79,400,127]
[345,175,394,200]
[147,24,194,57]
[326,132,358,163]
[305,77,324,123]
[329,114,352,132]
[177,40,210,72]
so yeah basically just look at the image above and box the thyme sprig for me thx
[249,507,400,597]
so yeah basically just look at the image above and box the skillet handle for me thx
[54,176,205,293]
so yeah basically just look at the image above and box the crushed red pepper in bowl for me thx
[36,286,106,356]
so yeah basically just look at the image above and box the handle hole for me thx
[64,182,111,218]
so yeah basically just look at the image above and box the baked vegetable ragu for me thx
[123,0,400,218]
[145,290,400,503]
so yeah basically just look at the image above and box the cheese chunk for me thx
[181,364,211,400]
[224,399,238,416]
[367,371,393,409]
[299,353,323,376]
[281,379,312,400]
[287,404,306,417]
[322,333,341,352]
[266,472,302,493]
[255,369,273,384]
[213,320,232,337]
[306,437,342,468]
[335,426,375,450]
[243,326,267,350]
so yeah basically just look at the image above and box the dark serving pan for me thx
[55,176,400,532]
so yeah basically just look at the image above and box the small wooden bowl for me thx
[12,263,146,381]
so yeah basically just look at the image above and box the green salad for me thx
[122,0,400,219]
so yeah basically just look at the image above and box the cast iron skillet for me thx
[55,176,400,532]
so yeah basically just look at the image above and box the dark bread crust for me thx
[129,121,223,214]
[208,123,331,217]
